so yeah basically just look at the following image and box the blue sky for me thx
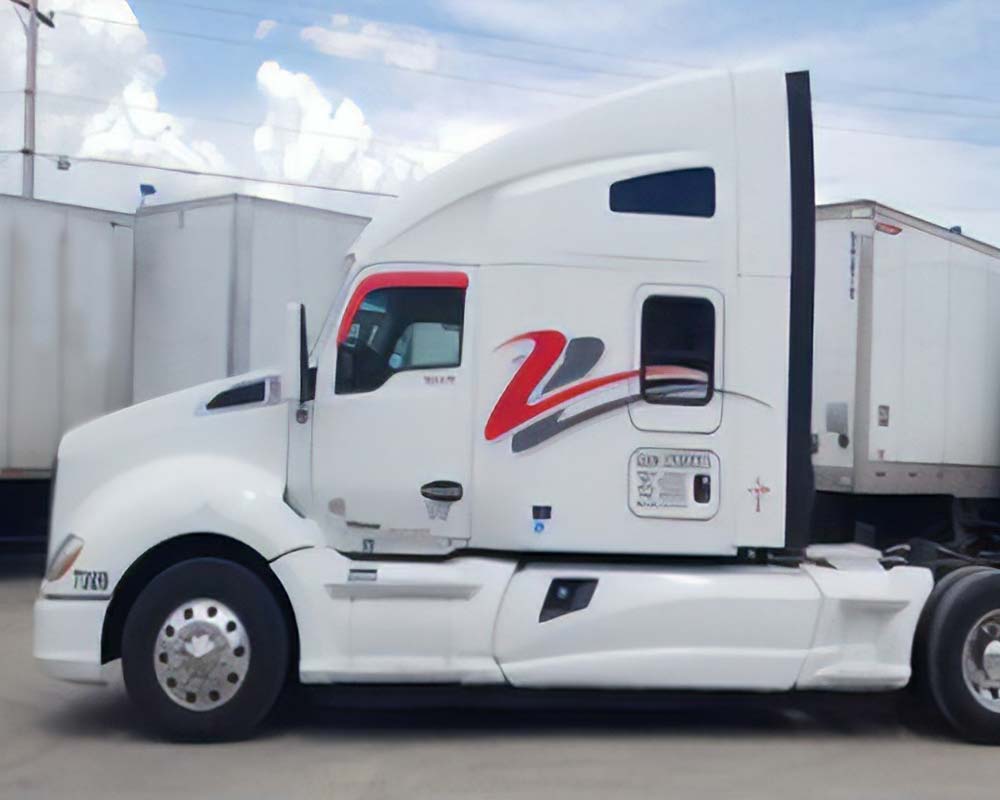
[1,0,998,240]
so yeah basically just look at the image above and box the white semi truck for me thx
[33,69,1000,743]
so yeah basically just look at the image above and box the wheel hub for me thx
[153,598,250,711]
[962,611,1000,712]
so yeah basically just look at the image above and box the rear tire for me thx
[925,568,1000,743]
[121,557,289,741]
[910,565,991,702]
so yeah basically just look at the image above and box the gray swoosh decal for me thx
[541,337,604,394]
[512,394,639,453]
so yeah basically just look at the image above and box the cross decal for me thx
[748,477,771,513]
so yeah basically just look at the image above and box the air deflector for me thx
[783,71,816,549]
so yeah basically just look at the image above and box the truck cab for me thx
[33,68,1000,744]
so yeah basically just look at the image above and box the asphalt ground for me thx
[1,554,996,800]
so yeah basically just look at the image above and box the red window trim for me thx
[336,270,469,345]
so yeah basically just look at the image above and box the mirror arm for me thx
[283,302,310,403]
[299,307,313,402]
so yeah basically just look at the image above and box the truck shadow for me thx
[35,681,953,742]
[0,553,45,578]
[265,687,946,743]
[39,685,949,744]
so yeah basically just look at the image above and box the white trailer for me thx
[813,201,1000,498]
[0,195,134,473]
[0,196,133,545]
[32,69,1000,744]
[132,195,369,402]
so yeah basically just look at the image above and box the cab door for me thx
[310,267,474,556]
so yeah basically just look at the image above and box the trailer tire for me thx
[121,557,289,741]
[926,568,1000,743]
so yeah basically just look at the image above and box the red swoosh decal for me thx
[484,330,636,441]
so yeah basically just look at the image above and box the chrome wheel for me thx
[962,608,1000,713]
[153,598,251,711]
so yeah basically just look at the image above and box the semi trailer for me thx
[0,194,369,549]
[132,195,370,402]
[810,201,1000,550]
[32,68,1000,743]
[0,196,134,549]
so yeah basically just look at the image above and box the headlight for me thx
[45,534,84,582]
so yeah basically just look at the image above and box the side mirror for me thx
[282,302,311,402]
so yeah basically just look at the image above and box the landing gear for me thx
[122,558,288,741]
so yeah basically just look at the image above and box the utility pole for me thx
[22,0,38,198]
[9,0,54,199]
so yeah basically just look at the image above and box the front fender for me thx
[42,454,324,597]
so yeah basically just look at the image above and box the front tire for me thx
[925,568,1000,743]
[121,558,289,741]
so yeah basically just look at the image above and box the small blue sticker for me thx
[534,521,545,534]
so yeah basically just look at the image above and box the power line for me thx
[827,79,1000,109]
[257,0,707,71]
[79,2,1000,112]
[132,0,667,82]
[55,9,601,100]
[35,90,1000,158]
[113,0,1000,104]
[71,5,1000,121]
[39,86,1000,157]
[37,89,464,155]
[34,151,398,196]
[815,123,1000,149]
[818,99,1000,124]
[35,127,999,200]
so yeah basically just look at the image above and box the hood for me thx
[49,371,290,560]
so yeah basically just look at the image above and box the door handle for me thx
[420,480,463,503]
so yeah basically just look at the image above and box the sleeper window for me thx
[641,296,714,405]
[610,167,715,218]
[336,286,464,395]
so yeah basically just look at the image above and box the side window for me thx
[641,296,714,406]
[610,167,715,218]
[336,286,464,394]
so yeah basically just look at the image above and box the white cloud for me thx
[251,59,515,197]
[76,77,226,173]
[1,0,994,249]
[0,2,516,211]
[301,16,439,72]
[254,60,375,184]
[1,0,226,208]
[254,19,277,41]
[435,0,686,45]
[254,61,372,181]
